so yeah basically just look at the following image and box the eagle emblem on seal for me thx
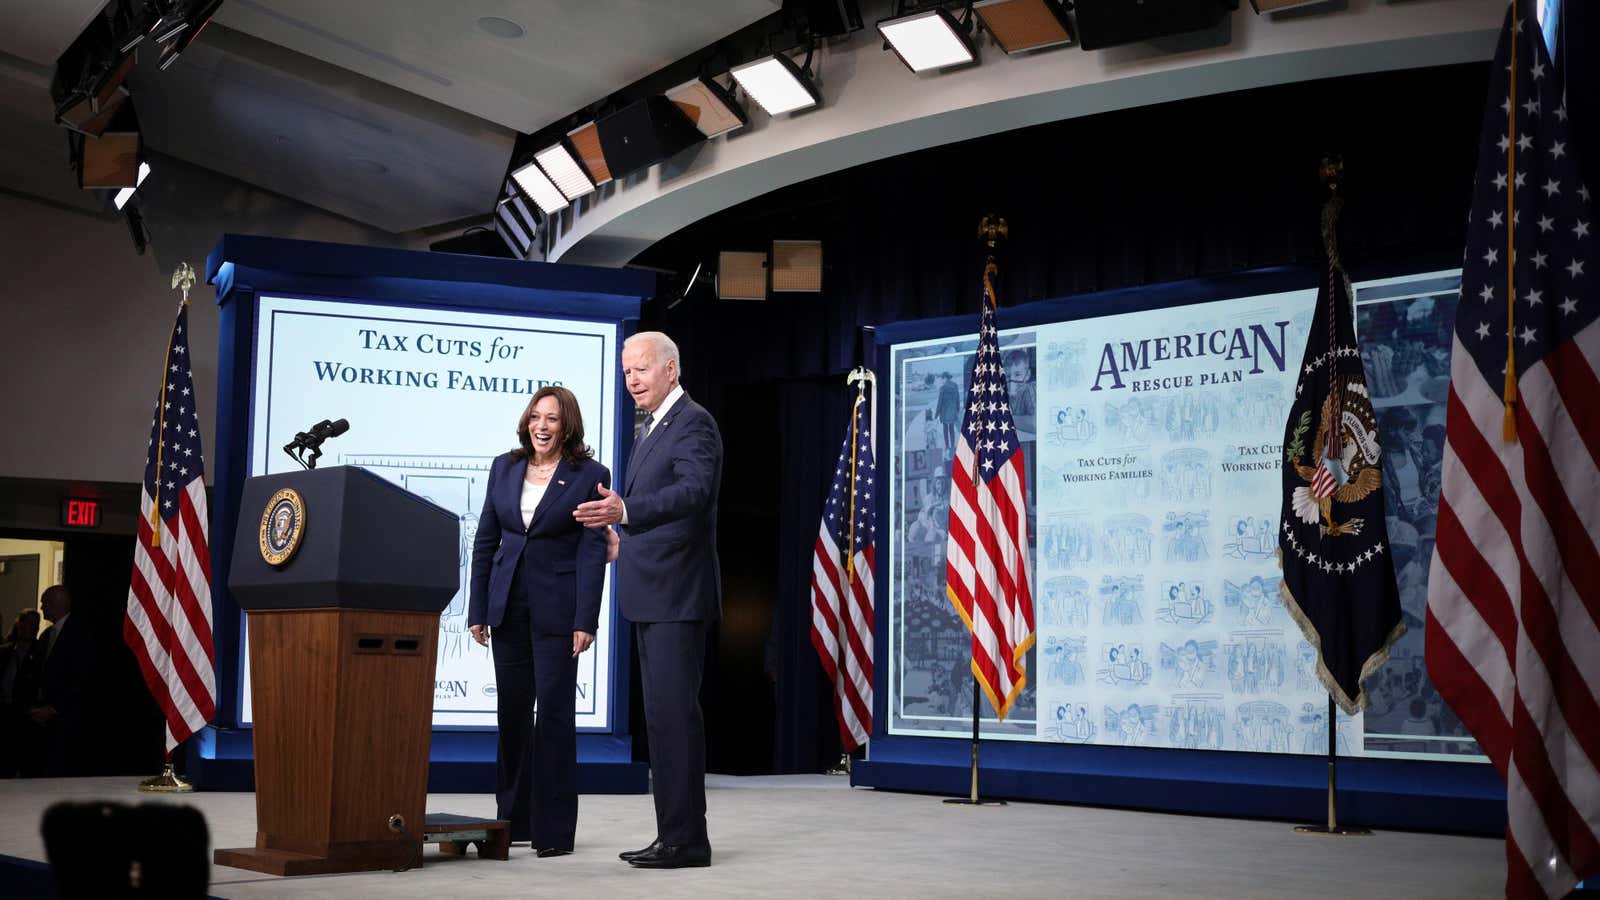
[1289,381,1382,537]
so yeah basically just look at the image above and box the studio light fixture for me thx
[803,0,865,37]
[147,0,189,45]
[665,75,748,139]
[494,179,540,258]
[534,142,595,201]
[51,15,136,137]
[113,161,152,210]
[1073,0,1236,51]
[154,0,223,72]
[730,51,819,117]
[510,159,568,216]
[149,14,187,44]
[973,0,1076,54]
[877,7,976,73]
[1248,0,1332,11]
[566,121,612,185]
[771,240,823,293]
[115,1,154,54]
[157,42,183,70]
[717,251,769,300]
[593,96,703,180]
[76,101,142,190]
[667,261,704,310]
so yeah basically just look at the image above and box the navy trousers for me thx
[635,620,709,846]
[492,597,579,850]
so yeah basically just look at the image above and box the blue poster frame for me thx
[190,235,652,792]
[856,258,1506,835]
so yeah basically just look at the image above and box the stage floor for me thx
[1,775,1502,898]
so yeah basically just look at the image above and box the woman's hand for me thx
[605,526,620,563]
[469,624,490,647]
[572,630,595,657]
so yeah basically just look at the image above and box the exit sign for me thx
[61,498,101,529]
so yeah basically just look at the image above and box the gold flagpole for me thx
[945,215,1009,809]
[140,261,197,794]
[1292,161,1369,837]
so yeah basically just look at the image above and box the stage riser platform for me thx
[0,775,1504,899]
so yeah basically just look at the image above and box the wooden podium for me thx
[215,466,459,876]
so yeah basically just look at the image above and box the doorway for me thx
[0,554,41,632]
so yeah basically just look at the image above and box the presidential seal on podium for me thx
[259,487,307,566]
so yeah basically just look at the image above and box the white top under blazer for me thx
[520,476,548,530]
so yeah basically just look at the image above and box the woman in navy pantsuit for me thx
[469,386,612,857]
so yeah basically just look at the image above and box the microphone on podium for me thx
[284,418,350,470]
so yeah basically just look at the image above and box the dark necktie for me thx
[628,412,655,471]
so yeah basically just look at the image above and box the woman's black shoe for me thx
[535,848,572,858]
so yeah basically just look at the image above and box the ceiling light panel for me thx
[730,54,819,117]
[973,0,1077,53]
[510,161,568,215]
[718,251,768,300]
[566,122,612,185]
[877,8,975,72]
[534,143,594,201]
[665,76,748,139]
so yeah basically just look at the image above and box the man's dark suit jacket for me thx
[20,615,94,776]
[469,453,611,635]
[618,392,722,623]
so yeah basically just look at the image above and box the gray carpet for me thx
[0,774,1502,899]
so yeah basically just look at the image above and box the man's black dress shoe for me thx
[628,843,711,869]
[618,839,663,862]
[535,848,571,858]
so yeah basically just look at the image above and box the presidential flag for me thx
[945,260,1035,719]
[1425,3,1599,896]
[126,300,217,753]
[1278,198,1405,716]
[810,392,876,750]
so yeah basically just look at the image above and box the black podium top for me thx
[229,466,459,613]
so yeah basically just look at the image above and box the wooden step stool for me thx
[423,814,510,861]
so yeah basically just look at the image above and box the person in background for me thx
[19,587,94,777]
[935,371,961,451]
[0,609,41,777]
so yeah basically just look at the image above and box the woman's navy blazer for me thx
[468,452,611,634]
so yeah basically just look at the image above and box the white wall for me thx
[0,154,421,485]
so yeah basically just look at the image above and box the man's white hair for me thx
[624,331,680,371]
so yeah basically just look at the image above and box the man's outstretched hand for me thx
[574,483,624,528]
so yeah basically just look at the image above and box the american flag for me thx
[1425,3,1598,897]
[810,392,876,751]
[126,302,216,753]
[944,260,1035,719]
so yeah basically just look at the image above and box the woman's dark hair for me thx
[512,386,594,463]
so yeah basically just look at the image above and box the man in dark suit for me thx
[19,585,94,777]
[574,331,721,869]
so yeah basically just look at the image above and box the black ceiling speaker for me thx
[1073,0,1239,51]
[794,0,863,37]
[594,96,705,182]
